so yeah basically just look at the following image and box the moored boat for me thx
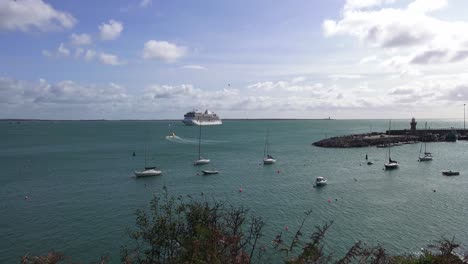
[442,170,459,176]
[315,177,327,186]
[135,167,162,177]
[202,170,219,175]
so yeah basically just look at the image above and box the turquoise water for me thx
[1,119,468,262]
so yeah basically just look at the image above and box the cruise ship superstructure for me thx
[183,110,222,126]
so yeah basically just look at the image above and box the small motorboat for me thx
[166,132,177,138]
[442,170,460,176]
[134,167,162,177]
[202,170,219,175]
[315,177,327,186]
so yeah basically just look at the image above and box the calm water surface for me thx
[1,119,468,262]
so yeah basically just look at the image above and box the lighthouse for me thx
[410,117,417,134]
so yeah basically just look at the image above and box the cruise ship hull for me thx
[183,119,222,126]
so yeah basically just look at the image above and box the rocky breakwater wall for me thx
[313,132,419,148]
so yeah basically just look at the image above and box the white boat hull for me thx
[316,181,327,186]
[263,158,276,164]
[315,177,327,186]
[419,156,433,161]
[202,170,219,175]
[194,158,210,165]
[384,162,399,170]
[183,119,222,126]
[134,169,162,177]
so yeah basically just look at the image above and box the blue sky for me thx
[1,0,468,119]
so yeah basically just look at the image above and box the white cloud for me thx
[142,40,187,63]
[70,33,92,45]
[0,0,76,32]
[328,74,363,80]
[344,0,396,10]
[57,43,70,57]
[407,0,447,14]
[42,50,52,57]
[181,65,206,70]
[324,0,468,75]
[99,52,123,65]
[0,77,128,106]
[99,20,123,41]
[2,74,468,119]
[84,49,96,61]
[140,0,152,8]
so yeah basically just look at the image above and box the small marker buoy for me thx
[24,195,29,200]
[132,151,136,157]
[277,170,281,174]
[284,226,289,231]
[239,187,243,193]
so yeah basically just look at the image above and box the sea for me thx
[1,119,468,262]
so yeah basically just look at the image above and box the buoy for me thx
[328,198,331,203]
[239,187,243,193]
[132,152,136,157]
[284,226,289,231]
[277,170,281,174]
[24,195,29,200]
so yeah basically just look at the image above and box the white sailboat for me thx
[194,122,210,165]
[134,142,162,177]
[263,129,276,164]
[419,122,432,162]
[384,120,399,170]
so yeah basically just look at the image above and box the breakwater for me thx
[313,128,468,148]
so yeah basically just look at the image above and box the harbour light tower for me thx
[410,117,417,134]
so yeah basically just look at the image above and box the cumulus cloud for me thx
[140,0,152,8]
[84,49,96,61]
[142,40,187,63]
[70,33,92,46]
[43,43,71,58]
[323,0,468,82]
[0,77,128,106]
[99,52,123,65]
[0,0,76,32]
[99,20,123,40]
[181,65,206,70]
[2,74,468,118]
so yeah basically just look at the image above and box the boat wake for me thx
[165,135,227,144]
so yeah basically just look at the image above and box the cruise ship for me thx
[183,110,222,126]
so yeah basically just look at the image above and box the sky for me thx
[1,0,468,119]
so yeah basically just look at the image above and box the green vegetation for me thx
[22,189,466,264]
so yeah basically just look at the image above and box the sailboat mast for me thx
[388,120,391,162]
[198,120,202,159]
[144,142,147,168]
[264,129,269,157]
